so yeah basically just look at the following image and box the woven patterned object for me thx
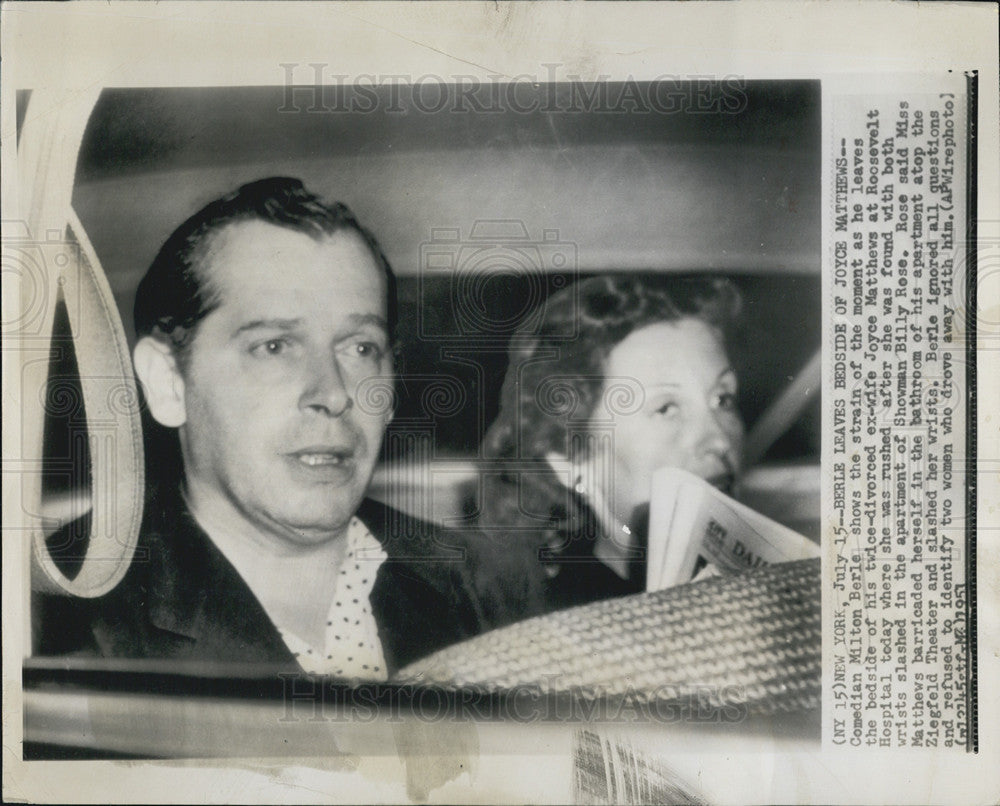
[396,558,821,715]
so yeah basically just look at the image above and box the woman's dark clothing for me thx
[540,553,645,612]
[480,473,648,616]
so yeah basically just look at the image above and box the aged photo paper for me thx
[3,2,998,804]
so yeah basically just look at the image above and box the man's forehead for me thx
[202,217,364,261]
[198,219,385,295]
[190,220,388,337]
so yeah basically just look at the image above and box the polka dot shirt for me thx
[278,517,388,681]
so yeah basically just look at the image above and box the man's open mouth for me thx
[287,446,357,472]
[296,452,351,466]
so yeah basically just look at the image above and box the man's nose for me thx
[299,357,353,416]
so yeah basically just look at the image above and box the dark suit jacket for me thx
[35,484,545,675]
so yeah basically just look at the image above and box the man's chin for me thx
[265,499,364,545]
[251,469,376,542]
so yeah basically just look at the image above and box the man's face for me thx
[176,220,393,550]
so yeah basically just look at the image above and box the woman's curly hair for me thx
[478,275,741,556]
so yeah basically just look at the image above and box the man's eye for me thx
[339,340,384,363]
[355,342,383,360]
[250,338,292,357]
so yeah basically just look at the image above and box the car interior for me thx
[17,80,822,758]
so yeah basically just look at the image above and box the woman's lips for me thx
[705,472,736,495]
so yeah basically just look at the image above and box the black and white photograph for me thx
[3,3,998,804]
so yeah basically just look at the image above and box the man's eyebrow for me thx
[232,318,302,338]
[232,314,388,339]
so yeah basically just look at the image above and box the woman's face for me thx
[585,317,744,525]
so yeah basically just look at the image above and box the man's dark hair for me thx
[133,177,397,368]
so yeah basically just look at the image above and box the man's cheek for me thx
[182,390,220,435]
[239,388,296,425]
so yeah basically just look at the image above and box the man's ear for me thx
[133,337,187,428]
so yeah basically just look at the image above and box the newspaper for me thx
[647,467,819,590]
[2,2,998,805]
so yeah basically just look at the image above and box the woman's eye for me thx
[653,401,680,417]
[715,392,738,411]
